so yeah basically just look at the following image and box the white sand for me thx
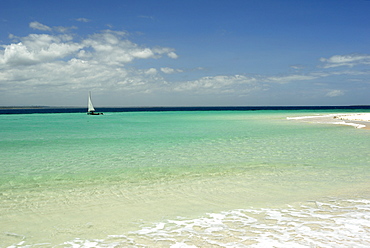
[287,113,370,129]
[333,113,370,122]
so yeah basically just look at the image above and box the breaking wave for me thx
[8,199,370,248]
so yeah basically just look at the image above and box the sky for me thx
[1,0,370,107]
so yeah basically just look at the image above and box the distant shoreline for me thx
[0,106,48,109]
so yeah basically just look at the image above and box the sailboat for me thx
[87,91,103,115]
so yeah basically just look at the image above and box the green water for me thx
[0,110,369,247]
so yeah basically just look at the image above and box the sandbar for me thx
[287,113,370,129]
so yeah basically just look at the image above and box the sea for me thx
[1,106,370,248]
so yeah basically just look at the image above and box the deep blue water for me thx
[1,105,370,114]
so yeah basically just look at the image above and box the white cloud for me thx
[173,75,258,94]
[290,65,305,70]
[0,34,82,65]
[54,25,78,33]
[326,90,344,97]
[160,67,183,74]
[29,21,77,33]
[167,52,178,59]
[1,21,369,106]
[76,18,91,23]
[266,74,317,84]
[29,21,52,31]
[153,48,178,59]
[0,23,178,98]
[145,68,157,75]
[320,54,370,68]
[131,48,155,59]
[0,25,177,68]
[79,31,177,66]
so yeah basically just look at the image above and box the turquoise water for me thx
[1,110,370,247]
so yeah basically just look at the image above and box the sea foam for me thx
[9,199,370,248]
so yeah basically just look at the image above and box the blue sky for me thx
[1,0,370,106]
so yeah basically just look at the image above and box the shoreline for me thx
[287,113,370,129]
[335,113,370,130]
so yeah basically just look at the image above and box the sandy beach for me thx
[287,113,370,129]
[334,113,370,129]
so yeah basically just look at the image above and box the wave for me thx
[9,199,370,248]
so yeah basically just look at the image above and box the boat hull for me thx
[87,112,103,115]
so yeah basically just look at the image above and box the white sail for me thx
[88,92,95,112]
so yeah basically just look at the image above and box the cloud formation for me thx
[0,22,180,97]
[29,21,77,33]
[29,21,52,31]
[173,75,259,94]
[1,34,81,65]
[326,89,344,97]
[2,27,179,70]
[1,21,370,105]
[79,30,177,65]
[320,54,370,68]
[160,67,183,74]
[76,18,91,23]
[266,74,317,84]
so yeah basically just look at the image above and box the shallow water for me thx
[0,110,369,247]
